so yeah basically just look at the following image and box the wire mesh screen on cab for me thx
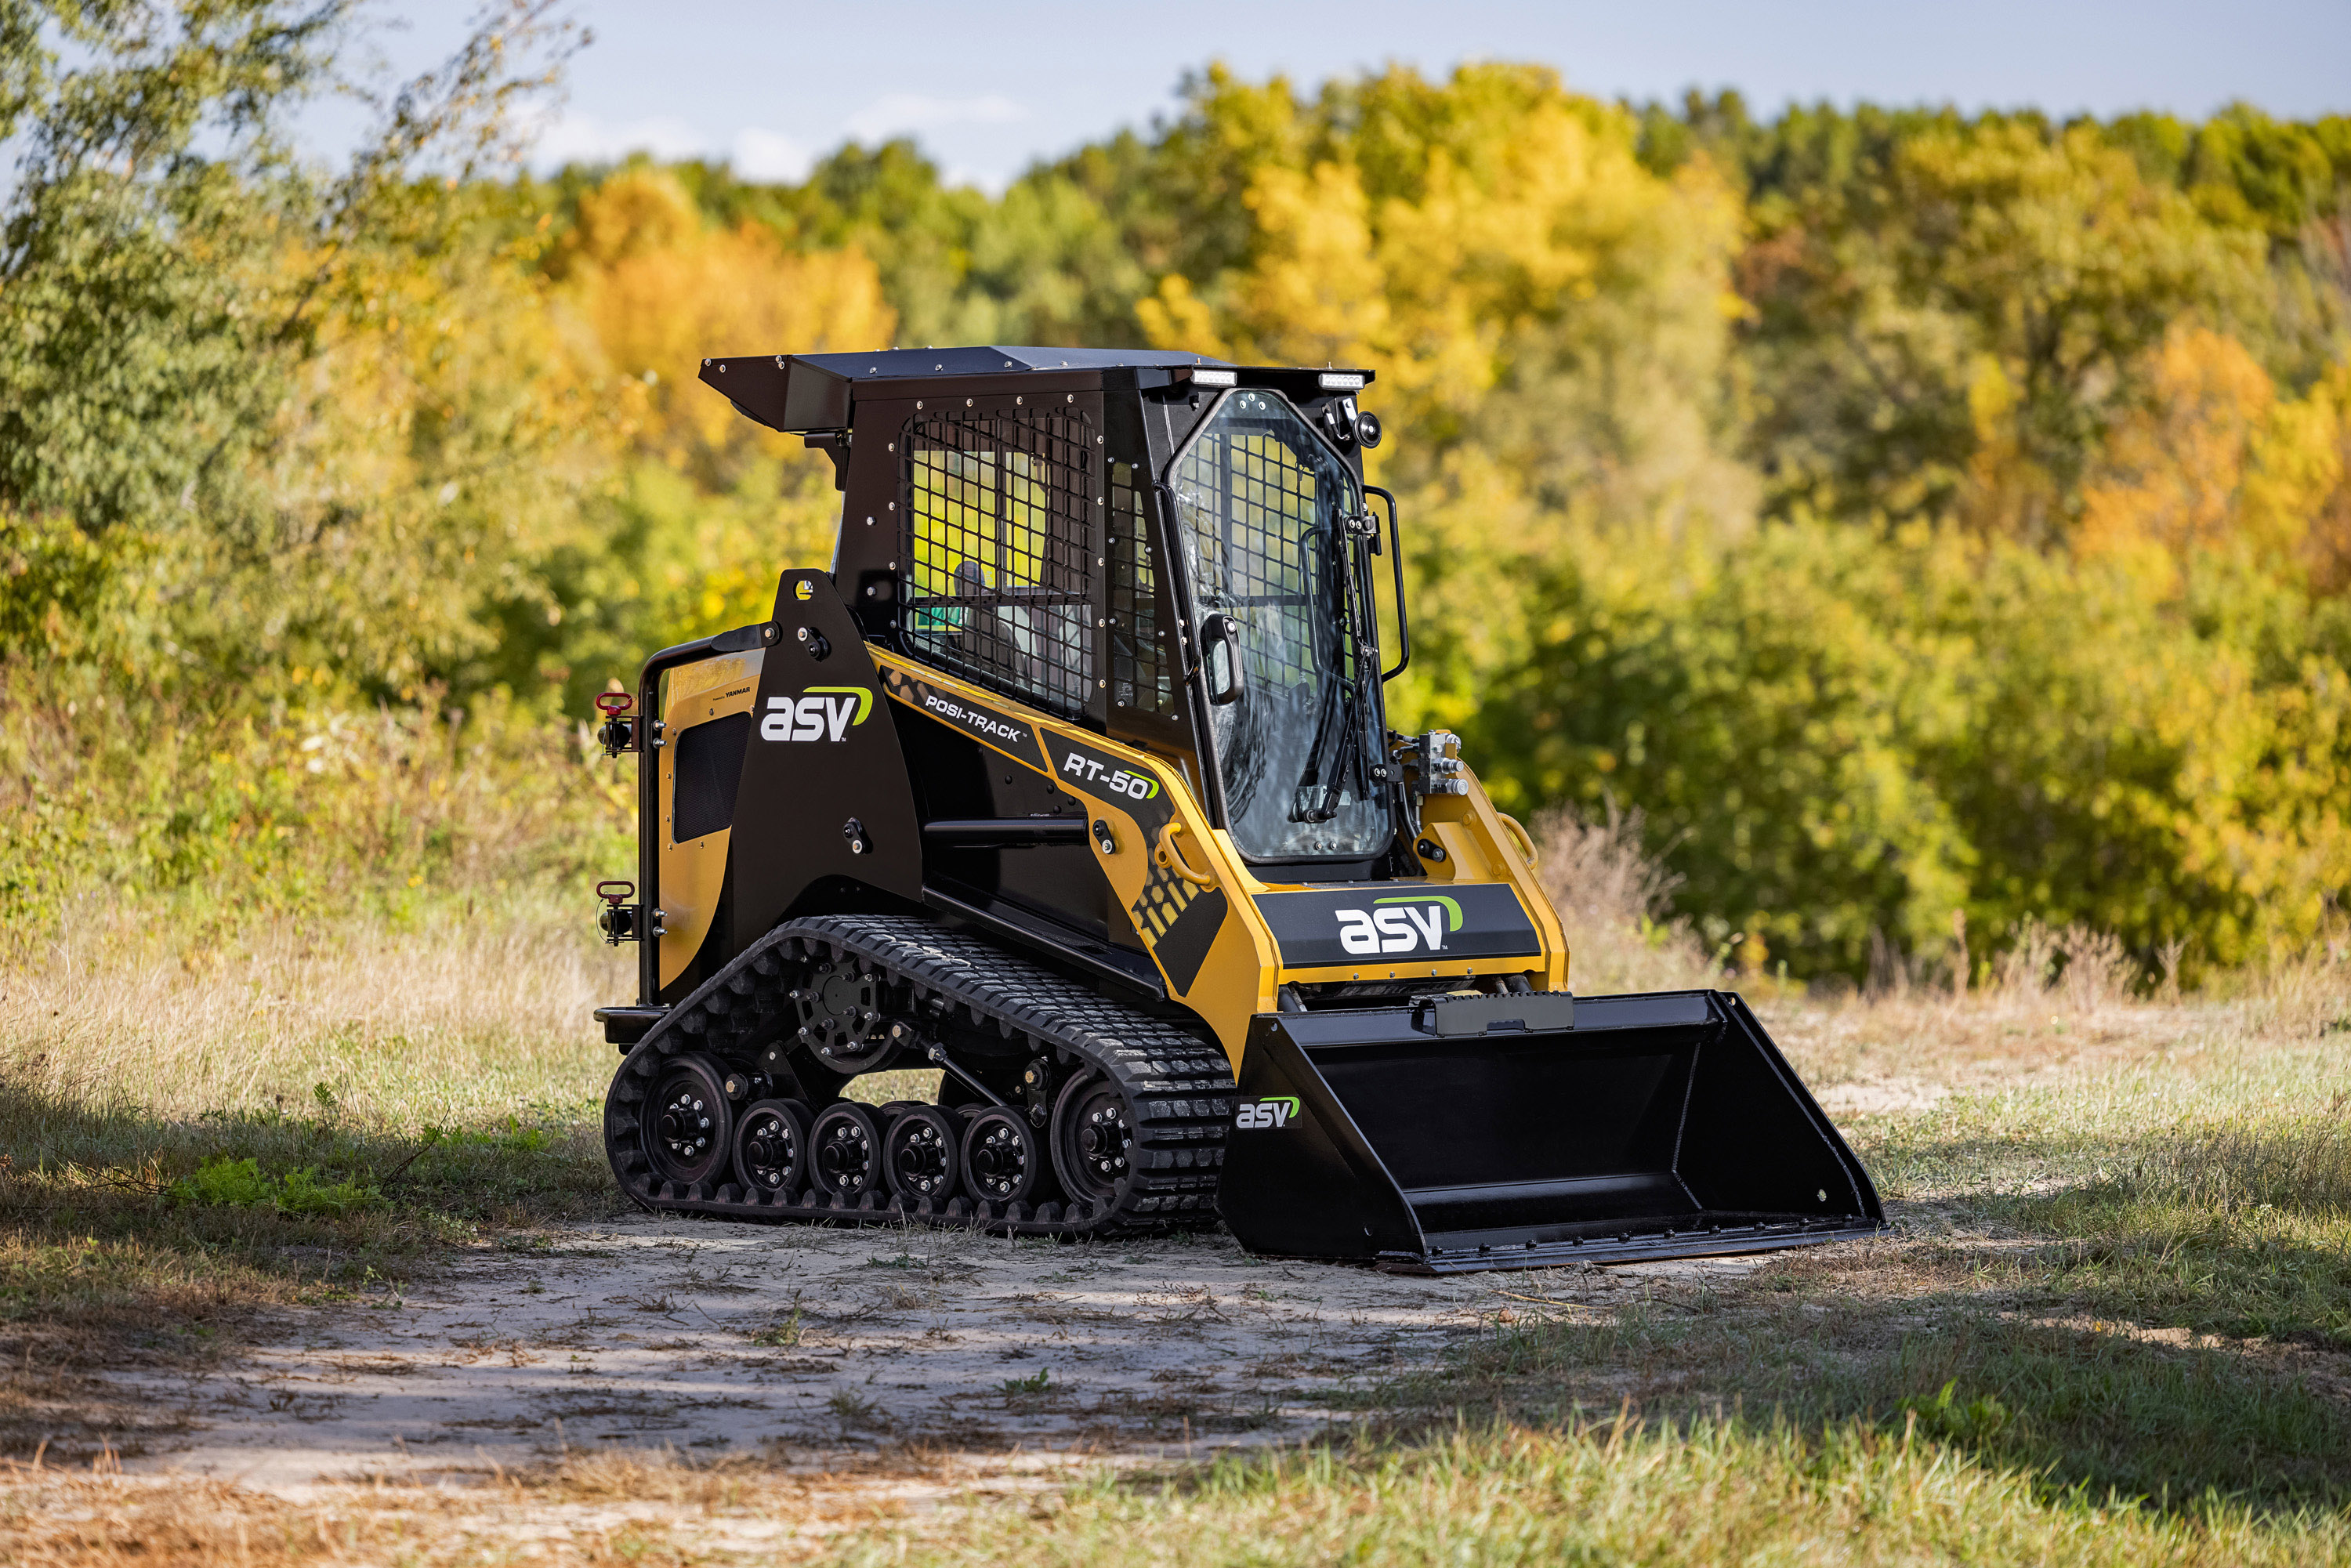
[903,407,1096,719]
[1108,461,1175,718]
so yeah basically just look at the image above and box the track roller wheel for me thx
[962,1106,1042,1205]
[808,1102,883,1200]
[1050,1070,1134,1210]
[732,1099,810,1198]
[643,1054,733,1189]
[883,1106,962,1204]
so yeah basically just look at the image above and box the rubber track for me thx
[603,914,1235,1237]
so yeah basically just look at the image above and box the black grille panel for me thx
[672,712,751,842]
[903,407,1097,719]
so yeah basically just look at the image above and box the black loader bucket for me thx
[1215,990,1885,1273]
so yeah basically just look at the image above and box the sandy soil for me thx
[107,1215,1764,1495]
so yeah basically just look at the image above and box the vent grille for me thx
[672,712,751,842]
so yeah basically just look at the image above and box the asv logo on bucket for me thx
[1234,1095,1300,1131]
[760,686,871,742]
[1335,894,1463,955]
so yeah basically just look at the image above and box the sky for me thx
[329,0,2351,191]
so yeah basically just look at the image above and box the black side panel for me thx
[1153,888,1226,992]
[723,572,922,955]
[672,712,751,842]
[1677,992,1886,1218]
[1218,1014,1427,1263]
[1253,883,1541,967]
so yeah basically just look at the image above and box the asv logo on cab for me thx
[1234,1096,1299,1131]
[1335,895,1462,955]
[760,686,871,742]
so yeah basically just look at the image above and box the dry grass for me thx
[1,890,618,1125]
[5,1422,2343,1568]
[0,895,630,1458]
[0,808,2345,1562]
[1531,802,1719,995]
[0,1447,947,1566]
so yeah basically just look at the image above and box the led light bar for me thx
[1317,372,1367,390]
[1190,368,1238,387]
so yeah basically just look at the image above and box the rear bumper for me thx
[595,1004,667,1048]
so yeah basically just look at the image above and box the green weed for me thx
[170,1157,381,1218]
[1900,1380,2016,1445]
[751,1300,805,1348]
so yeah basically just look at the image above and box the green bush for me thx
[171,1157,381,1218]
[1453,522,2351,979]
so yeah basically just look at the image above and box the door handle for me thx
[1201,614,1242,704]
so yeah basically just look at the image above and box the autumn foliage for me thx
[2,12,2347,981]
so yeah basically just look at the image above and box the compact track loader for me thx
[589,346,1883,1273]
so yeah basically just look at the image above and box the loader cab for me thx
[1165,384,1392,871]
[711,347,1409,888]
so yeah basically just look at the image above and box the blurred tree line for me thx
[3,6,2346,979]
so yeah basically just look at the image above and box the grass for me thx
[0,810,2345,1562]
[0,891,626,1456]
[828,1421,2351,1567]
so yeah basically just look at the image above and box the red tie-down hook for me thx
[596,880,640,945]
[594,691,637,757]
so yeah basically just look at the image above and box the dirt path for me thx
[108,1216,1762,1494]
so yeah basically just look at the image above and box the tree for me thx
[0,0,586,697]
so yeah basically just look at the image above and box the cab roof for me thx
[697,346,1371,433]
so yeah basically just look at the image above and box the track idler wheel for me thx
[962,1107,1043,1205]
[791,961,896,1074]
[732,1099,810,1198]
[808,1102,883,1200]
[644,1054,732,1189]
[883,1106,962,1204]
[1050,1071,1134,1211]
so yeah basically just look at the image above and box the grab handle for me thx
[1366,485,1409,682]
[1155,823,1218,888]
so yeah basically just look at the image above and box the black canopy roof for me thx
[697,346,1370,433]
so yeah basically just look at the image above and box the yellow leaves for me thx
[564,168,895,470]
[2247,361,2351,594]
[2081,328,2273,570]
[1190,82,1729,429]
[1135,275,1226,359]
[1961,355,2061,541]
[1235,159,1386,369]
[562,167,700,269]
[1149,63,1748,591]
[2077,327,2351,596]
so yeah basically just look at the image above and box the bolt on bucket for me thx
[1215,990,1885,1273]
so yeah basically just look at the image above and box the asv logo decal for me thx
[1335,894,1463,955]
[760,686,872,742]
[1234,1095,1300,1131]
